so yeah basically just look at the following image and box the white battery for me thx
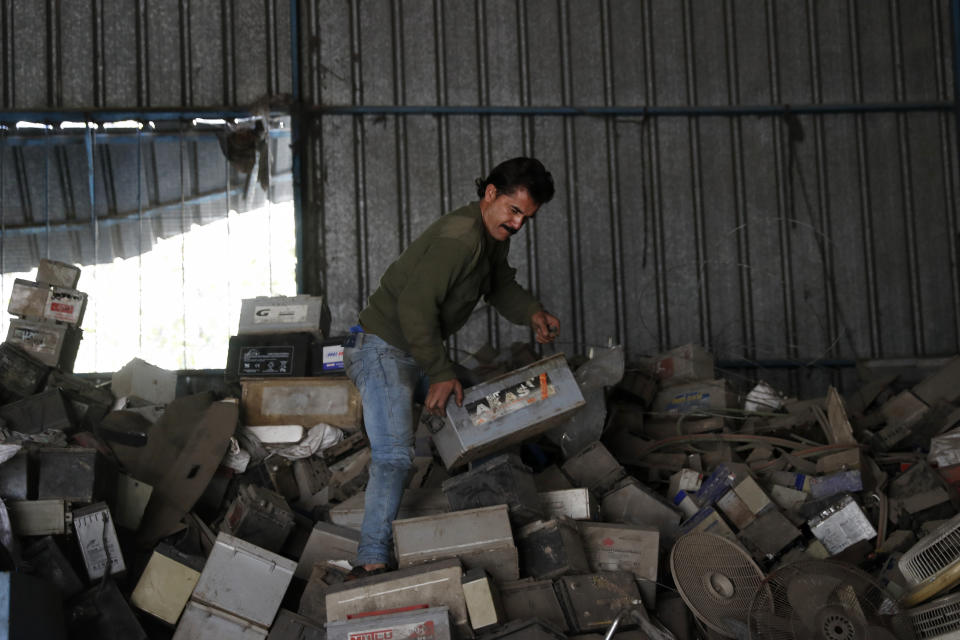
[131,545,203,625]
[578,522,659,607]
[192,532,296,628]
[7,279,86,325]
[393,504,519,582]
[668,468,703,499]
[114,473,153,530]
[295,521,360,580]
[325,605,452,640]
[36,258,81,289]
[561,442,626,495]
[539,488,598,521]
[808,494,877,555]
[240,378,362,431]
[73,502,125,580]
[173,601,268,640]
[238,295,331,338]
[6,319,82,369]
[462,569,504,630]
[111,358,177,406]
[8,500,69,536]
[432,354,585,469]
[330,489,448,529]
[325,559,468,634]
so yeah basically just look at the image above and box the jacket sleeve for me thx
[395,238,473,383]
[485,243,543,326]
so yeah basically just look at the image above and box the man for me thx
[343,157,560,578]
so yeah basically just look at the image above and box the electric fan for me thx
[747,559,913,640]
[905,592,960,639]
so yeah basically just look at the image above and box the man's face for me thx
[480,184,540,241]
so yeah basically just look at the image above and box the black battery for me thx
[69,579,147,640]
[36,447,113,504]
[0,389,76,434]
[45,370,113,431]
[441,453,544,526]
[0,451,30,500]
[516,517,590,579]
[21,536,84,600]
[267,609,326,640]
[225,333,311,380]
[0,342,50,403]
[482,618,567,639]
[309,335,346,376]
[220,483,296,553]
[554,571,642,634]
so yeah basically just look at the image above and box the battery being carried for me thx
[429,354,585,469]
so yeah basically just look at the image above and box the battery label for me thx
[348,621,436,640]
[322,344,344,371]
[253,304,308,324]
[46,290,84,323]
[239,346,295,376]
[465,372,556,427]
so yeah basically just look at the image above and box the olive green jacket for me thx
[358,201,542,382]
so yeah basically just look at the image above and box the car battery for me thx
[192,533,296,628]
[561,441,627,495]
[73,502,125,580]
[6,318,82,370]
[45,369,113,430]
[694,462,751,506]
[535,465,574,491]
[554,571,643,634]
[7,278,87,325]
[0,342,49,401]
[809,470,863,500]
[240,377,362,430]
[731,476,773,515]
[221,484,296,553]
[131,543,204,625]
[310,336,346,375]
[651,378,731,415]
[173,600,268,640]
[325,559,468,635]
[326,605,452,640]
[737,509,803,560]
[430,354,586,469]
[111,357,177,405]
[539,488,598,521]
[114,473,153,530]
[441,453,543,526]
[680,505,739,543]
[499,579,568,630]
[37,447,111,503]
[0,388,75,434]
[21,536,84,599]
[654,343,715,388]
[36,258,81,288]
[517,517,590,579]
[578,522,658,606]
[874,390,930,451]
[393,504,519,582]
[330,488,449,529]
[8,499,69,535]
[327,447,371,502]
[716,489,756,530]
[71,579,147,640]
[227,333,311,380]
[807,494,878,555]
[0,571,67,640]
[296,521,360,579]
[268,609,326,640]
[462,568,504,630]
[238,294,331,339]
[483,618,567,639]
[600,478,682,544]
[0,451,29,500]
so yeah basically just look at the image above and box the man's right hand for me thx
[425,379,464,416]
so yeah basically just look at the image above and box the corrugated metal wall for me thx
[299,0,960,393]
[0,0,291,111]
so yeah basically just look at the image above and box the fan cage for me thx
[907,592,960,639]
[748,560,905,640]
[901,513,960,585]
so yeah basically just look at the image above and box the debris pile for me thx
[0,267,959,638]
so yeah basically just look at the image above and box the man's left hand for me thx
[531,310,560,344]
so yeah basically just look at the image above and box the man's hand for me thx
[425,378,463,417]
[531,310,560,344]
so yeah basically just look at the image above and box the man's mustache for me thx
[500,224,519,236]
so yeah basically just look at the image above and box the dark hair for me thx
[475,157,555,205]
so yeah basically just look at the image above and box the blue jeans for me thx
[344,333,430,566]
